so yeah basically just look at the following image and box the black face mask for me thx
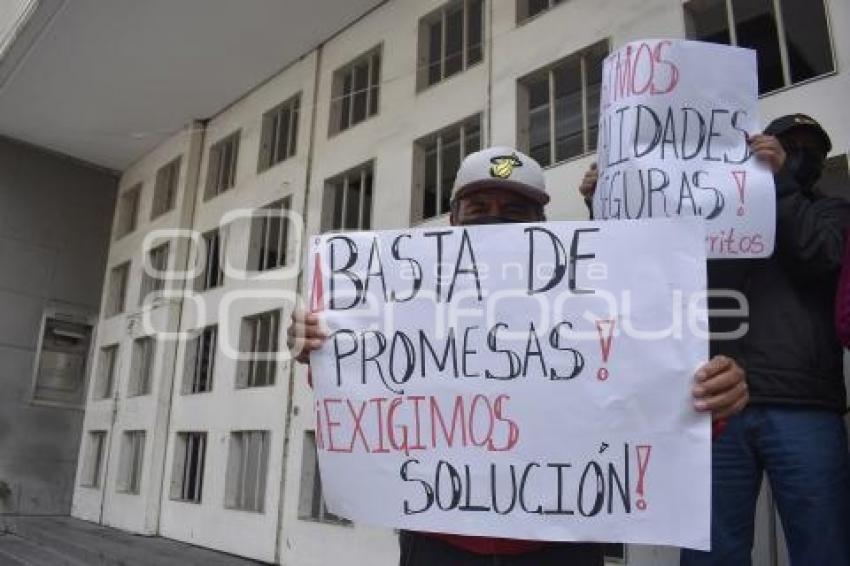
[785,147,824,189]
[457,215,530,226]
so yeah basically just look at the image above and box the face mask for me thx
[457,215,529,226]
[785,147,824,188]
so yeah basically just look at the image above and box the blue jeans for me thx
[681,406,850,566]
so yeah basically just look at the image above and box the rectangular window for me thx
[329,47,381,135]
[684,0,834,94]
[518,40,607,167]
[183,325,217,394]
[115,184,141,239]
[413,114,481,222]
[237,310,280,388]
[117,430,145,494]
[151,157,181,219]
[170,432,207,503]
[322,162,374,232]
[298,431,350,524]
[225,431,270,512]
[248,198,292,272]
[93,344,119,400]
[418,0,483,90]
[205,131,240,199]
[259,94,300,171]
[32,317,92,407]
[196,229,225,291]
[80,430,107,488]
[517,0,564,22]
[139,242,170,306]
[128,336,155,397]
[105,262,130,317]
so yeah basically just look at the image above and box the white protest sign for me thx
[308,218,711,550]
[593,39,775,259]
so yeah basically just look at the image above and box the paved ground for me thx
[0,516,266,566]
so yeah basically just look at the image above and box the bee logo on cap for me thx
[489,153,523,179]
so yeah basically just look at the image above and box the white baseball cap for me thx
[451,146,549,205]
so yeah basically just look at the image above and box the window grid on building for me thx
[323,162,374,232]
[94,344,118,400]
[249,198,292,272]
[115,184,141,240]
[196,229,225,291]
[330,47,381,135]
[298,431,350,525]
[205,131,240,199]
[80,430,107,488]
[237,310,280,388]
[413,114,481,222]
[259,94,300,171]
[105,262,130,317]
[117,430,145,494]
[139,242,170,306]
[171,432,206,503]
[683,0,834,94]
[519,40,607,167]
[151,157,181,219]
[517,0,565,22]
[128,336,155,397]
[225,431,270,513]
[183,325,216,394]
[418,0,483,90]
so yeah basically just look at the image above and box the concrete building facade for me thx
[73,0,850,564]
[0,136,117,516]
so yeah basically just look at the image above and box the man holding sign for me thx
[289,146,747,565]
[580,37,850,566]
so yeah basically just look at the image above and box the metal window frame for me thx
[82,430,107,488]
[244,310,279,388]
[190,325,216,394]
[118,430,145,494]
[706,0,836,93]
[427,0,478,86]
[96,344,118,400]
[229,430,269,512]
[178,432,206,503]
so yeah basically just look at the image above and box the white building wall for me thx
[157,53,317,563]
[74,0,850,564]
[72,124,204,533]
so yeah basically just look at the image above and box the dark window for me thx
[684,0,834,94]
[205,132,240,199]
[330,48,381,135]
[259,94,300,171]
[106,262,130,317]
[519,40,607,167]
[196,229,225,291]
[237,310,280,388]
[152,158,181,219]
[418,0,484,89]
[115,184,140,239]
[139,242,169,306]
[184,326,216,394]
[517,0,565,22]
[414,114,482,222]
[323,162,374,231]
[249,198,292,272]
[298,431,351,524]
[171,432,207,503]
